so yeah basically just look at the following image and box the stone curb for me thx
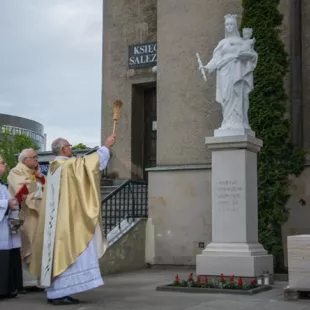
[156,285,272,295]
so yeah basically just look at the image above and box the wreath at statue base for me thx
[156,273,272,295]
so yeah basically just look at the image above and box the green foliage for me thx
[72,143,89,150]
[240,0,305,268]
[0,126,39,182]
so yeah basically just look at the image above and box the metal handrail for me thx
[101,179,131,201]
[101,180,148,235]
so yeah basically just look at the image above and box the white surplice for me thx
[0,183,21,251]
[45,146,110,299]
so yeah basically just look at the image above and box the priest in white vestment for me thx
[0,156,23,298]
[30,135,116,306]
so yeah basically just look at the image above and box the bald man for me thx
[7,148,45,291]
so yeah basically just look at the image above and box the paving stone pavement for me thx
[1,269,310,310]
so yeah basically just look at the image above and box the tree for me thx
[240,0,305,269]
[0,127,39,182]
[72,143,89,150]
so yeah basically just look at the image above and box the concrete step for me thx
[101,185,119,192]
[100,186,119,198]
[106,217,141,247]
[101,178,114,186]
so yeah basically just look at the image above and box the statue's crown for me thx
[224,14,237,22]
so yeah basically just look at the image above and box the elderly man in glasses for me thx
[29,135,116,305]
[7,148,45,291]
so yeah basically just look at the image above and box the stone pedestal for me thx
[196,135,273,277]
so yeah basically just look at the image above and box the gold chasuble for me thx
[30,152,107,283]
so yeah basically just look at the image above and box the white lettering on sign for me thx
[129,54,157,66]
[128,42,157,68]
[133,44,157,54]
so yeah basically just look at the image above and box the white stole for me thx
[40,166,62,287]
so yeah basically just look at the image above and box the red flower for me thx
[219,273,225,283]
[188,272,193,281]
[196,276,201,284]
[237,277,243,286]
[204,276,208,284]
[229,275,234,282]
[250,278,257,285]
[175,274,180,283]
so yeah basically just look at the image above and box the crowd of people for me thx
[0,134,116,306]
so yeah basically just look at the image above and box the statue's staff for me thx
[112,99,123,136]
[196,53,207,82]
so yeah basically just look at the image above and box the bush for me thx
[240,0,305,268]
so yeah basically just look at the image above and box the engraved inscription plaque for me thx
[215,180,243,212]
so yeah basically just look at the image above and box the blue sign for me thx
[39,162,50,176]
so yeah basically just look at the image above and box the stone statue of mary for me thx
[199,14,258,136]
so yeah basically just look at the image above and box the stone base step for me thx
[284,286,310,301]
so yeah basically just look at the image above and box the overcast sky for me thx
[0,0,103,150]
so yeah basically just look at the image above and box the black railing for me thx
[101,180,148,235]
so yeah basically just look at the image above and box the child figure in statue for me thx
[240,27,255,53]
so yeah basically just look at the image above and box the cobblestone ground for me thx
[1,269,310,310]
